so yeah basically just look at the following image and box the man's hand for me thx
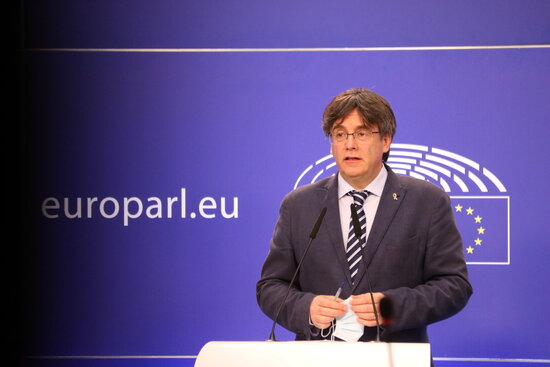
[350,292,385,327]
[309,295,347,329]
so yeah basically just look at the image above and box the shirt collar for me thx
[338,165,388,199]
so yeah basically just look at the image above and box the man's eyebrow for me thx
[331,124,371,131]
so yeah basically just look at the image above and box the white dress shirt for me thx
[337,165,388,249]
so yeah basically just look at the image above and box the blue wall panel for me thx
[21,1,550,365]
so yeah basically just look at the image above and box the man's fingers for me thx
[310,295,347,329]
[350,303,376,313]
[312,295,347,314]
[357,317,380,327]
[348,292,386,327]
[350,292,385,305]
[312,314,335,329]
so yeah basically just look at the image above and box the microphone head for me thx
[379,296,394,326]
[309,207,327,239]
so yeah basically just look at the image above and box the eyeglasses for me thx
[330,128,380,143]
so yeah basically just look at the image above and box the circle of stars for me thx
[454,204,486,255]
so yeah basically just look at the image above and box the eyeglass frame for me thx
[329,127,381,143]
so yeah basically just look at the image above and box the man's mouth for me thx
[344,157,361,161]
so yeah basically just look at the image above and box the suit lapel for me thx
[352,166,407,291]
[321,175,355,287]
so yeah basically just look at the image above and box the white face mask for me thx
[333,297,364,342]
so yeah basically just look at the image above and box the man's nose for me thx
[345,133,358,149]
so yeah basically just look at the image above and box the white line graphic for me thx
[295,145,507,193]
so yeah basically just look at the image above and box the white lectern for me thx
[195,341,430,367]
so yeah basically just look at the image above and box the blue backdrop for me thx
[21,1,550,366]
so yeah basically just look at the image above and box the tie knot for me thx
[348,190,369,206]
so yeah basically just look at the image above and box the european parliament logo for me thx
[294,144,510,265]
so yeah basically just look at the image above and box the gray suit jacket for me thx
[256,166,472,342]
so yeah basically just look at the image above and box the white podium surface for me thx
[195,341,430,367]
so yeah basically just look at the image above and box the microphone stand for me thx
[268,207,327,341]
[350,203,381,342]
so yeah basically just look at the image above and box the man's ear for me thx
[382,135,392,153]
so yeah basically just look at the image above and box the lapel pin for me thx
[392,193,399,201]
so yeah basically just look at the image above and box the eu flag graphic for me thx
[450,196,510,265]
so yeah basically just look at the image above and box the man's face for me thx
[330,109,392,189]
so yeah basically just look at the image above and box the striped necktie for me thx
[347,190,369,284]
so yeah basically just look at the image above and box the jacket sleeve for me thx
[256,196,318,338]
[382,192,473,333]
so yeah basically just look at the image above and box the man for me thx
[256,88,472,343]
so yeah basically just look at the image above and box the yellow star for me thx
[474,238,483,246]
[474,215,482,223]
[466,246,474,254]
[466,207,474,215]
[477,226,486,235]
[455,204,463,212]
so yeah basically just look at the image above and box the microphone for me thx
[268,207,328,341]
[379,296,394,328]
[380,296,395,367]
[350,203,381,342]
